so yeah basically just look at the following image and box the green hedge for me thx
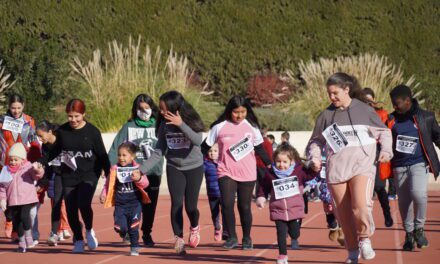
[1,0,439,123]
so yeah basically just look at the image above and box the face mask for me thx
[137,108,152,121]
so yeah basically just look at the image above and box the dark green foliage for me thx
[0,0,439,123]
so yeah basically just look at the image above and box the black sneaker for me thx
[223,238,238,249]
[414,228,429,248]
[384,214,394,228]
[142,234,155,248]
[402,232,415,251]
[242,237,253,250]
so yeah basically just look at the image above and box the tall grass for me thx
[71,36,212,132]
[0,60,15,113]
[285,53,419,124]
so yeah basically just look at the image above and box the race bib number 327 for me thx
[396,135,418,154]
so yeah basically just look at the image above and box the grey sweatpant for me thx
[393,162,429,232]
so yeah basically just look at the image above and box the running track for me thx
[0,192,439,263]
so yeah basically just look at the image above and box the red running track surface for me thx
[0,192,439,263]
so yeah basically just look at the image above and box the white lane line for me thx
[392,202,404,264]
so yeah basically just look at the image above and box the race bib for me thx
[48,156,62,167]
[116,167,137,183]
[396,135,418,154]
[229,135,253,161]
[166,133,190,149]
[320,165,326,179]
[272,176,300,200]
[2,116,24,134]
[322,123,348,153]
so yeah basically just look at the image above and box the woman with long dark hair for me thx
[306,73,392,263]
[108,94,164,247]
[40,99,110,253]
[139,90,205,255]
[202,95,271,250]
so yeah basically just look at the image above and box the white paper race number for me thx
[2,116,24,134]
[272,176,300,200]
[116,167,137,183]
[229,136,253,161]
[396,135,418,154]
[322,123,348,153]
[166,133,191,149]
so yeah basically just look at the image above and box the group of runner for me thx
[0,72,438,264]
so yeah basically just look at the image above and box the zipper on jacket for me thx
[413,116,434,175]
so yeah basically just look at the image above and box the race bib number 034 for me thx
[396,135,418,154]
[322,123,348,153]
[272,176,300,200]
[229,136,253,161]
[117,167,137,183]
[2,116,24,134]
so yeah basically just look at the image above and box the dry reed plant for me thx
[285,53,419,122]
[0,60,15,113]
[70,36,195,131]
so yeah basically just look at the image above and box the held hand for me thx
[0,199,6,212]
[378,152,391,163]
[32,162,44,173]
[99,195,106,204]
[164,111,183,126]
[131,170,141,182]
[100,170,106,179]
[256,197,266,209]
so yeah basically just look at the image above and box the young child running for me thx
[203,143,227,241]
[202,95,271,250]
[100,142,150,256]
[256,142,316,264]
[0,143,44,252]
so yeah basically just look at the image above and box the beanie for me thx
[8,143,27,160]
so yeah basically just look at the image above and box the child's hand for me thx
[131,169,141,182]
[99,195,106,204]
[310,158,321,172]
[0,199,6,211]
[32,162,44,173]
[256,197,266,209]
[378,152,391,163]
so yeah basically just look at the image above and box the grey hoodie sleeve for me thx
[179,122,203,146]
[139,123,167,174]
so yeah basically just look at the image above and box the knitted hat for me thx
[8,143,27,160]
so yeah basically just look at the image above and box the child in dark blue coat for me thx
[203,143,227,241]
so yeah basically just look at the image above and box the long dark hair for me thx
[211,95,260,128]
[36,120,60,137]
[7,93,24,116]
[326,72,368,103]
[130,94,159,121]
[157,90,205,132]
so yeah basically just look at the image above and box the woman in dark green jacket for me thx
[108,94,164,247]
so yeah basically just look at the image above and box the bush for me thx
[246,72,295,107]
[255,107,312,131]
[285,53,419,124]
[0,60,15,113]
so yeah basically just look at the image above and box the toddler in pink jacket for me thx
[256,143,316,264]
[0,143,44,253]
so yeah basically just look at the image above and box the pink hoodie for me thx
[0,161,44,206]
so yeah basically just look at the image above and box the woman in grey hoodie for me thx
[306,73,393,264]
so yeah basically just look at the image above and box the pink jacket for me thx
[0,161,44,206]
[258,164,316,222]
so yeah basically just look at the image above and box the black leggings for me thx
[51,175,64,234]
[374,172,391,218]
[275,219,301,255]
[219,176,255,240]
[10,203,34,237]
[63,180,97,241]
[141,175,162,238]
[166,165,204,238]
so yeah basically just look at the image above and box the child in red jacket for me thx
[256,142,316,264]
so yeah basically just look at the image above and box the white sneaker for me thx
[73,240,85,253]
[58,232,65,241]
[32,240,39,246]
[359,238,375,260]
[47,233,58,246]
[86,229,98,250]
[344,250,359,263]
[63,230,72,239]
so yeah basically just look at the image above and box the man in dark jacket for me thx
[388,85,440,251]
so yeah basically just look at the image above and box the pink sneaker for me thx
[214,224,222,242]
[188,226,200,248]
[277,254,288,264]
[174,236,186,255]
